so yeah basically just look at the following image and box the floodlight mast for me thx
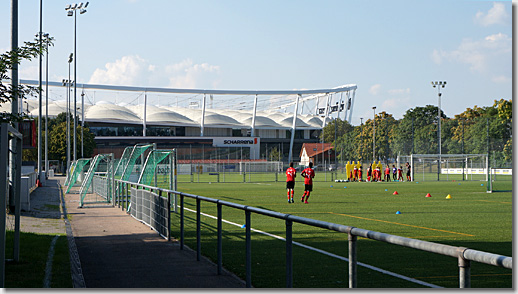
[66,2,89,162]
[431,81,446,181]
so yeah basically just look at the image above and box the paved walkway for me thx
[24,176,245,288]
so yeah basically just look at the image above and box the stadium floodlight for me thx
[66,3,89,162]
[65,4,71,10]
[431,81,446,180]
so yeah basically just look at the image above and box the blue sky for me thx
[0,0,513,125]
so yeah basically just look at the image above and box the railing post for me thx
[458,248,471,288]
[196,198,201,261]
[125,182,129,211]
[180,194,184,250]
[285,219,293,288]
[348,230,357,288]
[217,202,222,275]
[167,192,171,242]
[245,210,252,288]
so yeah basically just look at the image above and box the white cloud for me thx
[431,33,511,82]
[491,75,510,84]
[475,2,509,27]
[165,59,221,89]
[369,84,381,95]
[388,88,410,95]
[89,55,222,89]
[89,55,148,86]
[380,97,411,116]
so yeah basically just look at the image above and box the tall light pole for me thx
[37,0,43,182]
[44,33,49,175]
[360,117,363,162]
[372,106,376,163]
[431,81,446,181]
[66,2,88,162]
[63,53,73,175]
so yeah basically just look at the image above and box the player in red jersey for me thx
[300,162,315,204]
[353,166,358,182]
[397,166,403,181]
[384,166,391,182]
[358,166,363,182]
[285,162,296,203]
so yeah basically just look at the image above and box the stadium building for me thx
[12,80,357,167]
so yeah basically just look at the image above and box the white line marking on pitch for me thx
[183,207,441,288]
[43,235,60,288]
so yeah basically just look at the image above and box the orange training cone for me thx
[36,179,42,187]
[393,191,399,195]
[425,193,432,197]
[446,194,452,199]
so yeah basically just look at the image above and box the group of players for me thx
[345,161,411,183]
[285,161,411,203]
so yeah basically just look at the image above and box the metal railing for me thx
[113,178,512,288]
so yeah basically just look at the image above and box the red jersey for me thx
[286,167,296,182]
[385,167,390,175]
[301,167,315,185]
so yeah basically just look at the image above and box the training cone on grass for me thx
[425,193,432,198]
[396,211,401,214]
[446,194,452,199]
[393,191,399,195]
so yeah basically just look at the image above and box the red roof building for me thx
[299,143,335,167]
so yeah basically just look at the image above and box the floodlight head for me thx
[65,4,71,10]
[43,33,49,37]
[71,3,77,9]
[78,2,83,8]
[84,2,89,8]
[62,79,66,86]
[68,53,74,63]
[372,106,376,110]
[80,9,87,14]
[67,10,73,16]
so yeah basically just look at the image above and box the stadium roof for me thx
[1,99,328,129]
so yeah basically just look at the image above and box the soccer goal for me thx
[78,153,115,207]
[488,167,513,193]
[397,154,488,182]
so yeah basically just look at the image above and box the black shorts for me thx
[406,171,410,176]
[304,184,313,192]
[286,181,295,189]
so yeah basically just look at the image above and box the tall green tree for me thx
[48,113,96,163]
[393,105,447,155]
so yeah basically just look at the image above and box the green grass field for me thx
[169,179,512,288]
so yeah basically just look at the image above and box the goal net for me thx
[397,154,488,182]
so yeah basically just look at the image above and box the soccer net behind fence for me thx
[397,154,488,182]
[488,168,513,193]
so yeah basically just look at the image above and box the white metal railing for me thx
[113,178,512,288]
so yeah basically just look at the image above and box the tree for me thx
[48,113,96,163]
[268,146,281,162]
[392,105,447,156]
[321,118,354,143]
[0,35,53,123]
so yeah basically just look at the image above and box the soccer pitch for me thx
[171,179,512,288]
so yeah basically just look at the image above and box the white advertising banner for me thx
[212,137,261,159]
